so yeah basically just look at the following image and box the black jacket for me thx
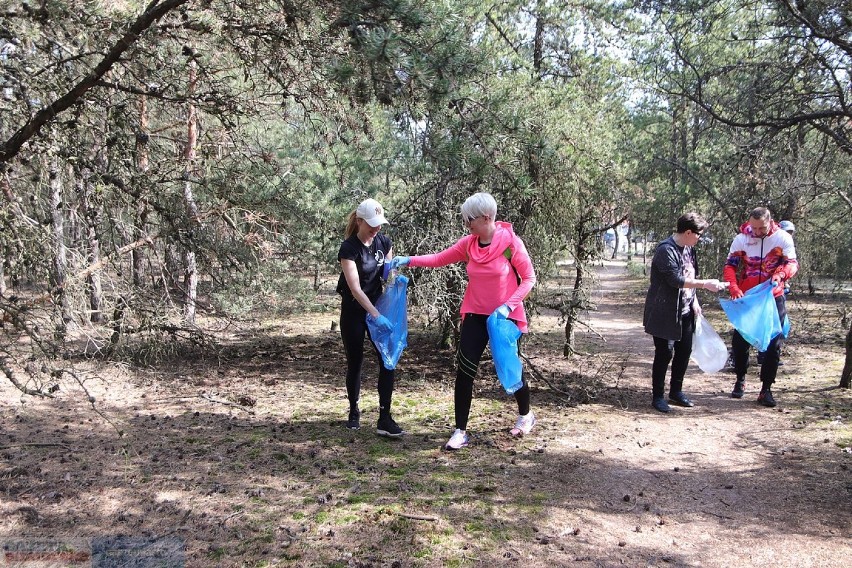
[643,235,696,341]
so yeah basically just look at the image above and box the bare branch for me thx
[0,356,53,397]
[778,0,852,58]
[0,0,189,164]
[836,187,852,211]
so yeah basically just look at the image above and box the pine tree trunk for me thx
[133,94,150,288]
[563,252,587,357]
[182,60,200,325]
[79,167,103,323]
[626,223,633,262]
[563,313,576,357]
[49,157,69,329]
[1,172,17,296]
[841,319,852,389]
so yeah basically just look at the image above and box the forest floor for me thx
[1,259,850,567]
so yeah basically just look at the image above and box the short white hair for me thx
[460,192,498,222]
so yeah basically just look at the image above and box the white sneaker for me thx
[445,429,470,450]
[511,411,536,437]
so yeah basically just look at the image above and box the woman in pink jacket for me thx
[389,193,537,450]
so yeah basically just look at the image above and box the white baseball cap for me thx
[356,198,389,227]
[779,220,795,232]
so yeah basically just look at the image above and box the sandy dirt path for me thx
[522,259,851,567]
[0,259,848,567]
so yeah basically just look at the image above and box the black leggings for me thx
[651,311,695,399]
[455,314,530,431]
[340,297,395,416]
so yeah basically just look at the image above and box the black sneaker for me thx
[757,389,777,407]
[346,409,360,430]
[731,380,745,399]
[652,398,671,414]
[376,416,405,438]
[668,392,694,407]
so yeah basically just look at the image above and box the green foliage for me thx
[1,0,849,390]
[210,259,325,317]
[0,0,460,380]
[627,0,851,279]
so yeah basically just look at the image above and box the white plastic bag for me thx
[691,316,729,373]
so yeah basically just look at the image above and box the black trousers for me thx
[455,314,530,431]
[651,311,695,399]
[339,297,394,416]
[732,294,787,388]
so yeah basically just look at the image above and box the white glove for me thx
[703,279,729,292]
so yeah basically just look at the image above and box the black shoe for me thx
[757,351,765,365]
[731,380,745,399]
[346,409,360,430]
[376,416,405,438]
[757,389,777,407]
[668,392,694,407]
[652,398,671,413]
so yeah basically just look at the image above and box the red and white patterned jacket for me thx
[723,221,798,298]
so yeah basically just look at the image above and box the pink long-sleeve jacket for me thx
[408,221,536,332]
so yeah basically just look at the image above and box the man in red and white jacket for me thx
[723,207,798,407]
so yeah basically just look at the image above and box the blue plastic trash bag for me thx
[366,274,409,370]
[486,311,524,394]
[691,316,729,373]
[719,281,788,352]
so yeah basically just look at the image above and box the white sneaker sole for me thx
[376,429,405,438]
[511,418,536,437]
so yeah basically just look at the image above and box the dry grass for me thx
[1,261,850,567]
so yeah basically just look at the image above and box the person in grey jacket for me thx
[643,213,728,413]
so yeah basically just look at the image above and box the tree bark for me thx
[626,222,634,262]
[79,166,103,323]
[48,157,69,328]
[611,229,620,260]
[182,60,200,325]
[563,264,584,357]
[0,173,6,293]
[133,94,150,288]
[841,319,852,389]
[564,227,592,356]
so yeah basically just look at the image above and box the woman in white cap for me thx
[336,198,404,437]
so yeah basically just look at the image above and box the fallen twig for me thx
[702,509,735,520]
[200,393,255,414]
[0,443,71,450]
[1,356,53,398]
[663,450,709,456]
[220,510,244,525]
[520,354,574,398]
[398,512,438,522]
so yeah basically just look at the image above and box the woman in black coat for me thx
[643,213,728,413]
